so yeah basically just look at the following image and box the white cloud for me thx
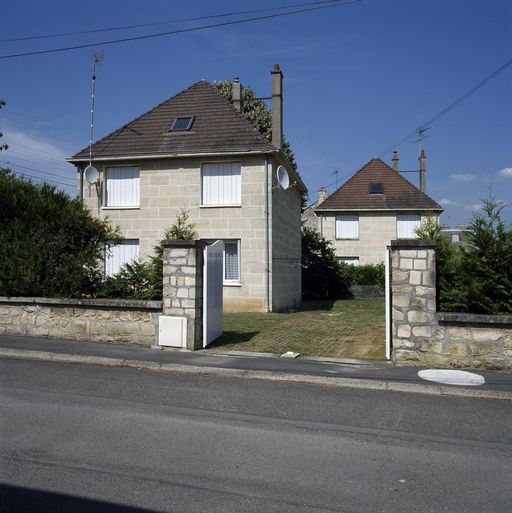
[3,129,70,164]
[464,203,483,212]
[438,198,459,207]
[497,167,512,179]
[449,174,476,182]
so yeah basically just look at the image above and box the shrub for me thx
[301,226,352,299]
[0,169,120,298]
[345,263,385,288]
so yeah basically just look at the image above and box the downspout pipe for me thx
[264,156,270,313]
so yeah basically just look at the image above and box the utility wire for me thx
[5,140,71,161]
[378,56,512,158]
[0,0,361,60]
[8,168,75,189]
[0,1,347,43]
[1,160,75,185]
[6,149,72,171]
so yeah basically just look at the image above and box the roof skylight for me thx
[369,183,384,194]
[170,116,195,131]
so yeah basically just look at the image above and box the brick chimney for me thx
[271,64,283,150]
[392,151,399,172]
[419,149,426,193]
[232,77,243,113]
[318,186,327,204]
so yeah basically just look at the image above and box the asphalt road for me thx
[1,359,511,513]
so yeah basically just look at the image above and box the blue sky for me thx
[1,0,511,226]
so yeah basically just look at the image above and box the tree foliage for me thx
[0,170,120,297]
[99,209,198,300]
[301,225,351,299]
[213,80,297,171]
[416,200,512,314]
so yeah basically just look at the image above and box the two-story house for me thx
[68,65,306,312]
[312,155,443,265]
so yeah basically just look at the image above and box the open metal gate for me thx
[203,240,224,347]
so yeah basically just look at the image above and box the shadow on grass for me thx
[299,299,337,312]
[209,331,259,348]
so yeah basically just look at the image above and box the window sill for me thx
[223,282,242,287]
[335,238,359,241]
[200,204,242,209]
[102,206,140,210]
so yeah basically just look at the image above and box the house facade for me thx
[311,156,443,265]
[69,67,306,312]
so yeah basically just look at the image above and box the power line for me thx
[1,160,75,185]
[6,149,72,171]
[0,1,348,43]
[0,0,361,60]
[7,168,75,189]
[5,140,71,161]
[378,56,512,158]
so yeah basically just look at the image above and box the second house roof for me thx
[316,157,443,211]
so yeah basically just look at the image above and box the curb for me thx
[1,348,511,401]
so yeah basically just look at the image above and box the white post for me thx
[385,247,391,360]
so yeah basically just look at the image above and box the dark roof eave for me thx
[315,206,444,213]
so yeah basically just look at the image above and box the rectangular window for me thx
[202,162,241,206]
[337,256,360,266]
[105,166,140,207]
[224,241,240,283]
[335,214,359,239]
[396,214,421,238]
[104,239,139,276]
[369,183,384,194]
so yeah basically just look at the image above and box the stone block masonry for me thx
[162,240,206,350]
[390,240,512,370]
[0,297,162,345]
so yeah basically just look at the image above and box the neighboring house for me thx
[312,156,443,265]
[68,65,306,312]
[441,224,472,247]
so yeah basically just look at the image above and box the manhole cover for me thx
[418,369,485,386]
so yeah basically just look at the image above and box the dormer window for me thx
[369,182,384,194]
[170,116,195,131]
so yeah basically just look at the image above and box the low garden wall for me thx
[0,297,162,346]
[390,240,512,370]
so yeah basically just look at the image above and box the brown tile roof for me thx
[70,81,275,160]
[316,157,443,211]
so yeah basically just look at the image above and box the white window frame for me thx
[335,214,359,239]
[223,240,241,285]
[201,161,241,207]
[104,239,139,276]
[396,214,421,239]
[104,166,140,208]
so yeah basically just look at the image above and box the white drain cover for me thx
[418,369,485,386]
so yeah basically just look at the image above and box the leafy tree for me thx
[461,197,512,314]
[99,208,198,300]
[213,80,297,171]
[0,170,120,297]
[301,225,351,299]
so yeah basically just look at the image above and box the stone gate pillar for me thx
[161,240,206,350]
[390,240,437,363]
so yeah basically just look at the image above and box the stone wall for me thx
[0,297,161,346]
[390,240,512,370]
[162,241,205,350]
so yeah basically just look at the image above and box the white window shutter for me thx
[105,240,139,276]
[336,215,359,238]
[106,167,140,207]
[202,162,241,205]
[397,214,421,238]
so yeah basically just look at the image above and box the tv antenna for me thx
[88,51,104,169]
[332,169,339,189]
[413,126,430,156]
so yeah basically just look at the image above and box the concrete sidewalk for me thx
[1,334,511,400]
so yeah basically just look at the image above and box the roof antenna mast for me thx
[89,51,104,167]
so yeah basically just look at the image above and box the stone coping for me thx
[438,311,512,327]
[0,296,163,311]
[162,240,207,248]
[390,239,436,248]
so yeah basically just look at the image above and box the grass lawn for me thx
[209,298,385,360]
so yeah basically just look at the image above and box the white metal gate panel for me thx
[385,248,391,360]
[203,240,224,347]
